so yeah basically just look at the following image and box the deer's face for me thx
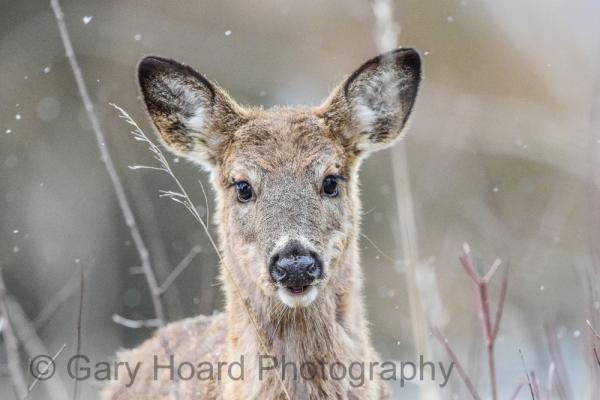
[137,49,420,308]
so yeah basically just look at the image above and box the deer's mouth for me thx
[285,285,312,295]
[277,285,318,307]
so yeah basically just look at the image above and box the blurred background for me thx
[1,0,599,398]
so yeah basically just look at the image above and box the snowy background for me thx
[1,0,600,398]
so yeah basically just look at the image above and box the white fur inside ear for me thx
[353,101,378,133]
[184,107,205,132]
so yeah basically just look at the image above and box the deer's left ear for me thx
[137,56,247,169]
[317,48,421,156]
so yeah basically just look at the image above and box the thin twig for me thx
[588,319,600,340]
[0,268,28,399]
[359,233,396,262]
[72,265,84,400]
[50,0,165,325]
[530,370,542,400]
[158,245,202,294]
[432,328,481,400]
[519,349,536,400]
[27,344,67,395]
[111,105,292,400]
[587,320,600,369]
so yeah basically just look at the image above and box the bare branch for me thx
[31,277,78,332]
[112,314,163,329]
[50,0,165,325]
[458,245,504,400]
[31,262,94,333]
[0,268,27,399]
[483,258,502,284]
[6,297,69,399]
[158,246,202,294]
[459,250,481,285]
[432,328,481,400]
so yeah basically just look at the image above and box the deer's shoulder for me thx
[101,313,227,400]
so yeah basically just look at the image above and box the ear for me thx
[137,56,247,168]
[317,48,421,156]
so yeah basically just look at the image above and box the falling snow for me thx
[134,33,142,41]
[43,66,51,74]
[15,114,21,120]
[224,30,232,36]
[83,16,93,24]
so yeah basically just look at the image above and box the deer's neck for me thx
[221,235,369,363]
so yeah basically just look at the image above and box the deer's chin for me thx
[277,286,318,308]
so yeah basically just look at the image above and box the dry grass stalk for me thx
[111,105,292,400]
[372,1,442,398]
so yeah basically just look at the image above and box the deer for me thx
[102,47,421,400]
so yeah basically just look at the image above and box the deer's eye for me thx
[322,175,340,197]
[234,181,254,203]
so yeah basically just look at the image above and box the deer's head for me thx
[138,49,420,308]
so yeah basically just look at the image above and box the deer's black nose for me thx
[269,242,322,289]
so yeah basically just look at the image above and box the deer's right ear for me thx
[317,48,421,157]
[137,56,246,168]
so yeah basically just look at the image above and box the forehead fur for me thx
[218,107,350,183]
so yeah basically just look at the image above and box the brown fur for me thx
[102,48,421,400]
